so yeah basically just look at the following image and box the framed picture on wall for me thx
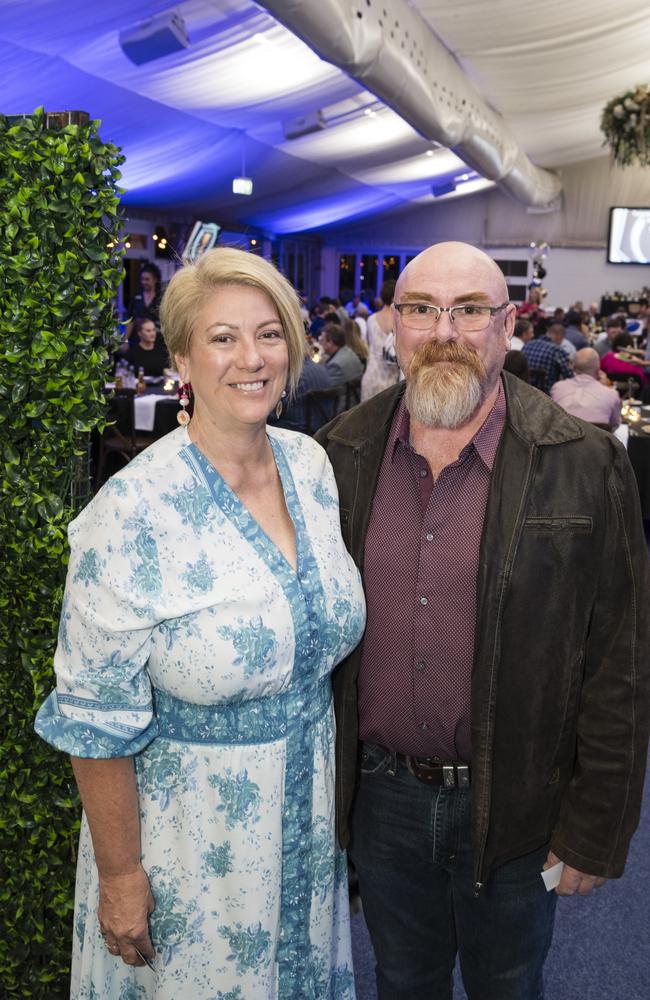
[184,221,221,262]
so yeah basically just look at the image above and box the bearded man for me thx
[316,242,649,1000]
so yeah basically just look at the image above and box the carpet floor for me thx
[351,752,650,999]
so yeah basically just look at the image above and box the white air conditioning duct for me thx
[259,0,562,208]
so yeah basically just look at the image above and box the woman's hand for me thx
[98,866,155,966]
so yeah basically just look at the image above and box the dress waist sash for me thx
[152,675,331,745]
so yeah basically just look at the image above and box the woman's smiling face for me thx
[175,284,289,434]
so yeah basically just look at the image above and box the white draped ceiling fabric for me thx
[0,0,649,234]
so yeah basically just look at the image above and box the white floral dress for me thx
[36,426,366,1000]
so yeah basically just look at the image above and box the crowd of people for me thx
[502,293,650,431]
[35,244,650,1000]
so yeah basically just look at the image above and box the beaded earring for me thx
[275,389,287,420]
[177,382,191,426]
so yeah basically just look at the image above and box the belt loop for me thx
[386,749,397,776]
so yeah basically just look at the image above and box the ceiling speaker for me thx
[119,13,189,65]
[431,179,457,198]
[283,112,325,140]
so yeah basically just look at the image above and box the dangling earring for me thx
[177,382,191,426]
[275,389,287,420]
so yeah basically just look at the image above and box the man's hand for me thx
[544,850,607,896]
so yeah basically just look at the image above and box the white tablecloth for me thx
[133,395,159,432]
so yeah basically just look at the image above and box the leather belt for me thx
[398,753,471,788]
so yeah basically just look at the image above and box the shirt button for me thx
[415,660,427,672]
[420,596,428,606]
[425,533,434,542]
[420,468,428,478]
[420,721,429,731]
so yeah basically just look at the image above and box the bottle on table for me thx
[137,367,146,394]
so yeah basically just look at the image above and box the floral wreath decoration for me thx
[600,85,650,168]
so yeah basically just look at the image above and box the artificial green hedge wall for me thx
[0,108,124,997]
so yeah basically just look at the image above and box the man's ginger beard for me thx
[404,339,488,429]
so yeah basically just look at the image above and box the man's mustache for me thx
[408,339,484,376]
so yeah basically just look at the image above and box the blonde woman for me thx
[36,248,365,999]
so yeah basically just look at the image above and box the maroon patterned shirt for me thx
[358,382,507,761]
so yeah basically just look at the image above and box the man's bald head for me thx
[573,348,601,378]
[395,242,509,304]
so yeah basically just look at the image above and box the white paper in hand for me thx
[541,860,564,891]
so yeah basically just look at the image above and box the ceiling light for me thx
[233,177,253,196]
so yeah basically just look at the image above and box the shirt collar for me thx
[391,378,506,471]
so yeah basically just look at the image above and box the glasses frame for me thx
[394,301,511,332]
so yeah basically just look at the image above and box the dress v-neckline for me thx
[183,436,302,578]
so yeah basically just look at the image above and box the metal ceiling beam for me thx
[259,0,562,207]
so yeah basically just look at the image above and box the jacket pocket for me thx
[524,516,593,533]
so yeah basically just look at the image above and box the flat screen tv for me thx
[607,207,650,264]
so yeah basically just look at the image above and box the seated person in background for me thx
[562,309,589,350]
[509,318,534,351]
[267,346,331,434]
[522,326,574,394]
[551,348,621,430]
[124,317,171,376]
[600,332,648,391]
[595,319,625,358]
[547,322,577,361]
[502,349,529,382]
[319,323,364,413]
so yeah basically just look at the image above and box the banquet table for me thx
[133,391,180,431]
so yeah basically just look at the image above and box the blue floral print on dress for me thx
[209,768,261,830]
[148,867,204,968]
[202,841,233,878]
[218,921,272,976]
[161,480,215,535]
[73,549,103,587]
[311,480,337,509]
[182,552,215,593]
[217,617,278,677]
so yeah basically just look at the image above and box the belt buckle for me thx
[442,763,470,788]
[456,764,470,788]
[442,764,456,787]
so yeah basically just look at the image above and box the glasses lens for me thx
[398,304,437,329]
[452,305,493,332]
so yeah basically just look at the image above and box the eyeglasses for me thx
[394,301,510,333]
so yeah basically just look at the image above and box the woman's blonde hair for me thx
[160,247,305,393]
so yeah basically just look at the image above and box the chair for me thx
[303,386,339,435]
[345,378,362,410]
[93,389,152,490]
[527,368,547,392]
[151,397,181,438]
[606,373,642,398]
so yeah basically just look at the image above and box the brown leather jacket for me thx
[316,372,650,888]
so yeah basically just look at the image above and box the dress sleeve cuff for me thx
[34,690,158,758]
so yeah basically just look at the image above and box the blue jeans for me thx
[349,744,557,1000]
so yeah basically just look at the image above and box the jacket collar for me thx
[322,371,585,450]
